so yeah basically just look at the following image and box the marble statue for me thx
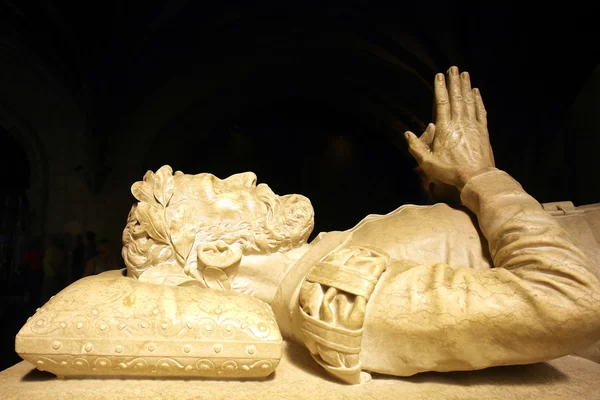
[15,67,600,384]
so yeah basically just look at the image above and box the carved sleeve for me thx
[460,169,600,361]
[362,168,600,376]
[298,246,389,384]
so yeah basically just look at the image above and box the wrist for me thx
[457,167,498,191]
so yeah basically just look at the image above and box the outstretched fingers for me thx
[434,73,450,127]
[474,88,487,125]
[461,72,476,120]
[447,66,463,119]
[419,123,436,147]
[405,131,430,165]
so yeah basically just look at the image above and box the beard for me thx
[122,183,315,280]
[193,191,315,255]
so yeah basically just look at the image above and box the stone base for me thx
[2,342,600,400]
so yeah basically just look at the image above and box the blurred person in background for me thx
[83,231,97,266]
[42,234,66,302]
[83,239,119,277]
[70,234,85,281]
[24,237,44,306]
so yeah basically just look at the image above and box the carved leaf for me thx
[138,263,199,286]
[131,181,156,205]
[168,204,196,266]
[153,165,175,206]
[178,280,207,288]
[203,267,231,291]
[143,170,155,183]
[187,266,204,282]
[136,203,169,243]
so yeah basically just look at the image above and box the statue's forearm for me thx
[458,168,600,348]
[395,67,600,374]
[460,168,596,279]
[362,168,600,376]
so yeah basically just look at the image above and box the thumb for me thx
[405,131,430,164]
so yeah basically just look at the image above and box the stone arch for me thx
[0,102,49,238]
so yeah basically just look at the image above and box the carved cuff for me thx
[299,245,389,384]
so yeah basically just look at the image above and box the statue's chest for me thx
[345,204,493,269]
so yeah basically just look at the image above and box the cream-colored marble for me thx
[3,342,600,400]
[545,201,600,363]
[15,66,600,384]
[15,270,282,379]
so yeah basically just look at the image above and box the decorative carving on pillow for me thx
[16,270,282,379]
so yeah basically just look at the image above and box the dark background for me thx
[0,2,599,370]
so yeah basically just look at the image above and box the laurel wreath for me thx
[130,165,231,291]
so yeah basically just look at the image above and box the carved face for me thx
[169,171,314,250]
[122,167,315,281]
[171,172,273,224]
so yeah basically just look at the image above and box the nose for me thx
[224,172,257,188]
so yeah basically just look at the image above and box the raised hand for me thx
[405,66,495,190]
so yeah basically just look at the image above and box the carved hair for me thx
[121,167,314,279]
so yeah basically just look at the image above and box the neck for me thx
[230,243,313,304]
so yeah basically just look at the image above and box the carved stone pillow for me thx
[15,270,282,379]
